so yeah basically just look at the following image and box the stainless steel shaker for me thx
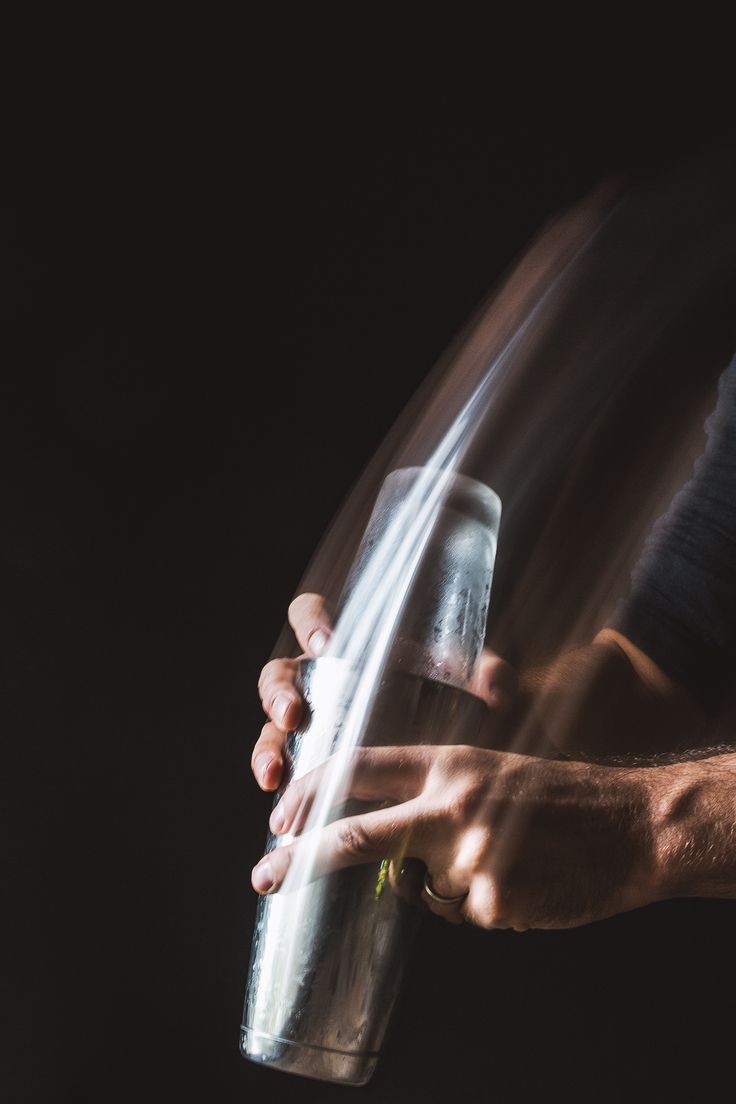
[241,467,502,1085]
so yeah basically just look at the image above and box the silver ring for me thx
[423,871,468,906]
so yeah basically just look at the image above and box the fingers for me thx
[288,593,333,655]
[256,797,468,928]
[387,856,425,907]
[258,657,303,731]
[251,722,287,792]
[269,746,431,837]
[471,649,518,714]
[421,872,467,925]
[460,875,512,930]
[252,798,430,894]
[256,592,333,729]
[253,591,332,792]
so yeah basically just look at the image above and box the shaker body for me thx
[241,658,488,1084]
[241,469,501,1084]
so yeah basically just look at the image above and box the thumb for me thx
[288,592,334,656]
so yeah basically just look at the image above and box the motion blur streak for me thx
[274,139,736,884]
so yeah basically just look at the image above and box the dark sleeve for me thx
[610,354,736,705]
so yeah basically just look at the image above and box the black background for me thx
[3,31,736,1104]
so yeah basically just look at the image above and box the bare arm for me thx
[250,604,736,928]
[252,737,736,928]
[652,752,736,901]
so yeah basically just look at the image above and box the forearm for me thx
[650,753,736,901]
[515,630,736,908]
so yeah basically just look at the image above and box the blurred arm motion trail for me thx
[251,142,736,932]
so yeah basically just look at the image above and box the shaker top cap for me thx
[380,466,502,532]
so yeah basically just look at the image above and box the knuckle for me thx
[265,684,288,712]
[430,745,480,781]
[288,593,313,625]
[445,777,485,823]
[454,824,492,876]
[354,745,374,766]
[259,659,295,692]
[489,883,515,928]
[258,659,279,687]
[425,748,453,792]
[350,746,372,781]
[443,792,467,825]
[467,876,508,930]
[274,845,294,883]
[251,723,276,763]
[278,795,296,830]
[336,820,375,859]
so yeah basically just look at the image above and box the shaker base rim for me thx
[240,1024,378,1086]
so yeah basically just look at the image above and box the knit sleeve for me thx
[610,354,736,705]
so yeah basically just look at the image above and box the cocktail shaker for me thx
[241,467,502,1085]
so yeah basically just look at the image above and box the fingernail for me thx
[270,806,285,834]
[309,629,329,656]
[255,753,274,786]
[252,860,274,893]
[272,693,292,727]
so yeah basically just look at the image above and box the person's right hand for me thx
[252,592,518,793]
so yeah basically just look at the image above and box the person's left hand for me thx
[251,743,661,930]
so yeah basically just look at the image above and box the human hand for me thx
[252,592,518,792]
[251,742,661,930]
[252,593,334,791]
